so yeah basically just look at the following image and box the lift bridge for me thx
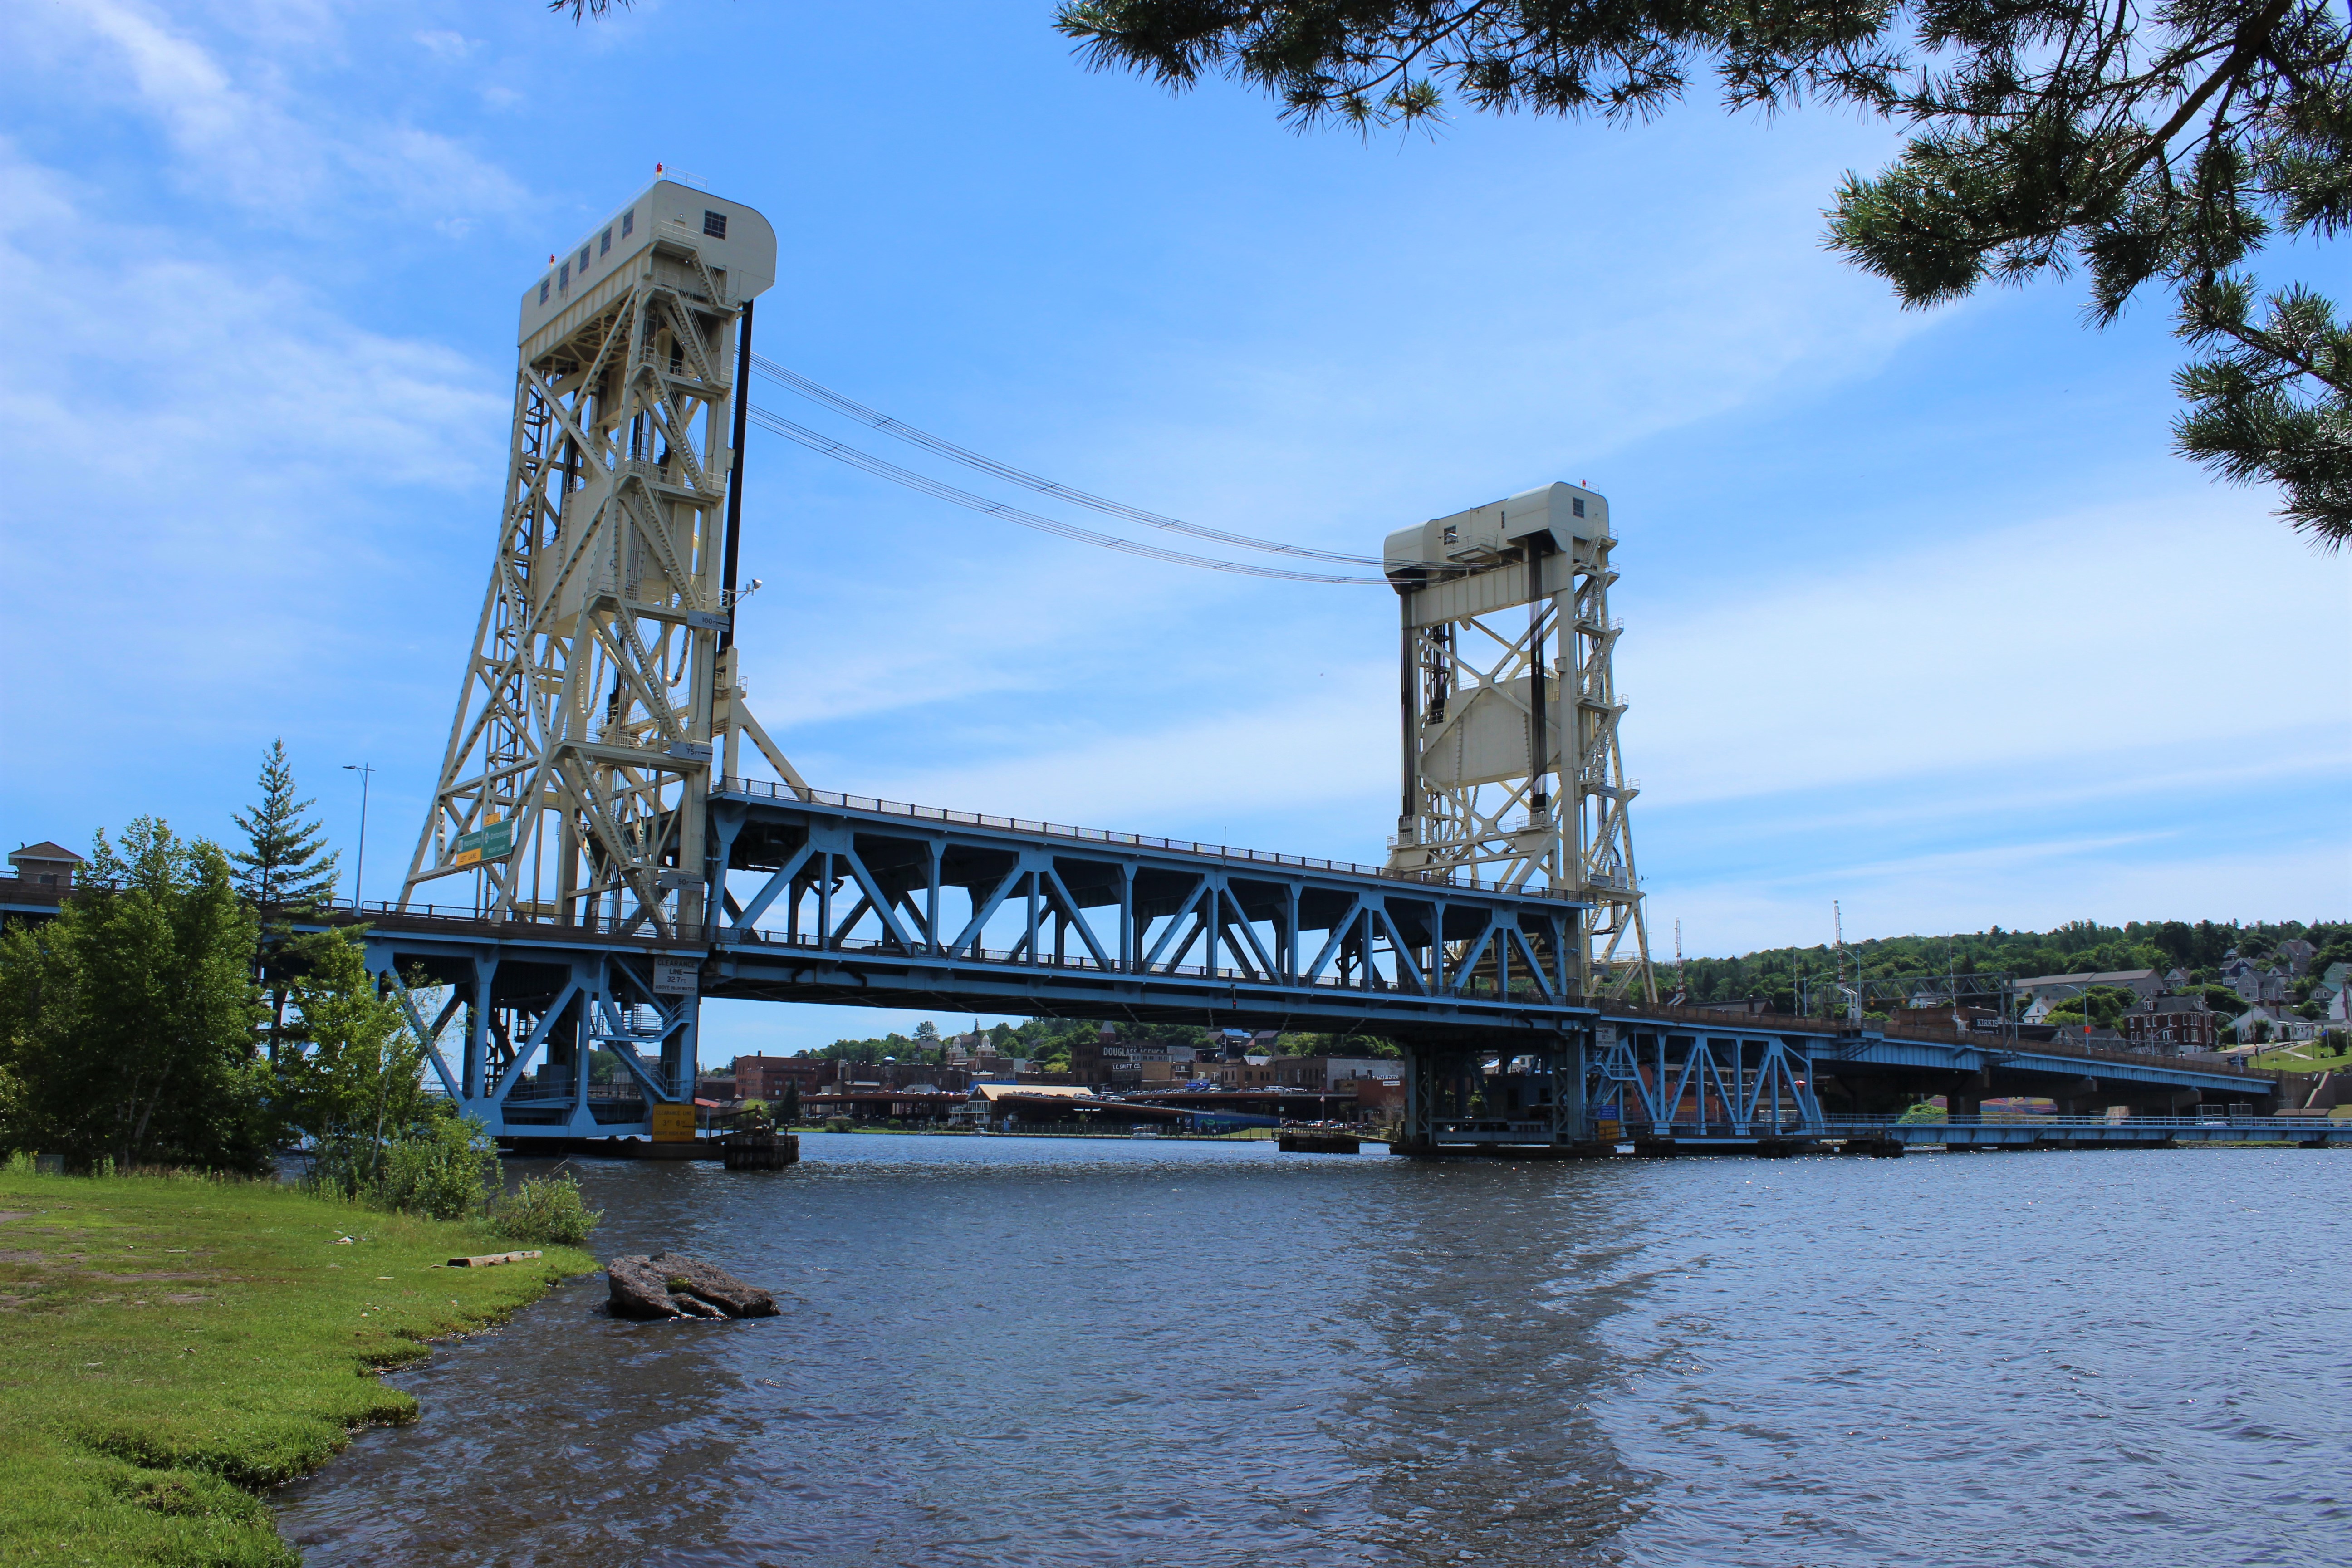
[351,179,2303,1156]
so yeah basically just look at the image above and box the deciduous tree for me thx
[0,819,268,1170]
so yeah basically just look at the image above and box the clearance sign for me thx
[451,818,515,868]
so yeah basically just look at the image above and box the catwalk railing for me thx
[714,777,1576,897]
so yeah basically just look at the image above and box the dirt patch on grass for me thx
[0,1250,44,1264]
[0,1211,32,1224]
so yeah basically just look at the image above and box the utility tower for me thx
[401,179,802,936]
[1383,483,1654,1000]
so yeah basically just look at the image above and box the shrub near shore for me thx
[0,1168,596,1567]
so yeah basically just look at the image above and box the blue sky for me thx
[3,1,2345,1058]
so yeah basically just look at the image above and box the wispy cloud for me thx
[1624,495,2350,808]
[0,141,503,752]
[0,0,527,228]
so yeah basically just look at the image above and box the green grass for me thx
[2249,1043,2352,1074]
[0,1169,595,1567]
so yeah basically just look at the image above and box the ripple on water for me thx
[273,1137,2351,1567]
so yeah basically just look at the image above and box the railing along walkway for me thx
[1608,1001,2278,1083]
[716,776,1573,897]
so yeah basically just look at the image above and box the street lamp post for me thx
[342,764,374,909]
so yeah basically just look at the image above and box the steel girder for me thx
[1815,1035,2264,1094]
[1590,1022,1827,1138]
[361,930,699,1138]
[703,786,1585,1035]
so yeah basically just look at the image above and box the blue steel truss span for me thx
[335,794,2287,1147]
[703,778,1580,1031]
[1516,1009,2293,1153]
[1,857,2290,1147]
[354,783,1590,1139]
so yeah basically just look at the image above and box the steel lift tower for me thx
[1383,483,1654,1001]
[401,180,801,939]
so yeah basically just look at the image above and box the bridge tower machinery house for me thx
[392,181,803,1131]
[1382,483,1654,1003]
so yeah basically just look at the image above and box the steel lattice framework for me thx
[401,181,800,940]
[1383,484,1654,1000]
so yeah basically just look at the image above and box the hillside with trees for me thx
[783,918,2347,1067]
[1669,918,2349,1020]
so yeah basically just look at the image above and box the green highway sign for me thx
[451,818,516,868]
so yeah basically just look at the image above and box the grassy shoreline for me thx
[0,1170,594,1567]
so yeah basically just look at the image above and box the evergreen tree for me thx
[230,739,341,911]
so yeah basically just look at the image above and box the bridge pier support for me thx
[1392,1031,1593,1156]
[360,931,702,1140]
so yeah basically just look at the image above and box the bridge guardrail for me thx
[715,776,1576,897]
[1608,1001,2280,1084]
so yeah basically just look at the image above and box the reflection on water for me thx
[274,1137,2350,1567]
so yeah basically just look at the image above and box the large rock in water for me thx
[605,1252,779,1320]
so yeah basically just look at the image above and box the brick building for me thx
[2121,994,2218,1054]
[732,1054,833,1101]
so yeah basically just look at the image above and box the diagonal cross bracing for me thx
[401,184,791,941]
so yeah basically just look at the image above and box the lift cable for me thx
[745,404,1385,584]
[751,356,1399,569]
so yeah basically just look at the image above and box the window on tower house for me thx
[622,210,634,237]
[600,227,612,255]
[703,210,727,238]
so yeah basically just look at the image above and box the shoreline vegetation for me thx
[0,1167,594,1568]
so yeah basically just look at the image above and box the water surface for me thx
[275,1136,2350,1566]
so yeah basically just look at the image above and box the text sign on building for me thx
[652,956,701,995]
[450,818,515,868]
[649,1103,696,1142]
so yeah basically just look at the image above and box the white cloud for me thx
[1623,494,2352,808]
[413,29,475,61]
[0,142,503,743]
[841,664,1395,837]
[0,0,526,228]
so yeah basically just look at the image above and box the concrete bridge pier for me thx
[1948,1070,1989,1120]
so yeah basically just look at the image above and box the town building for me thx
[2218,956,2289,1005]
[2231,1003,2325,1044]
[732,1054,833,1102]
[6,841,84,890]
[2120,994,2218,1054]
